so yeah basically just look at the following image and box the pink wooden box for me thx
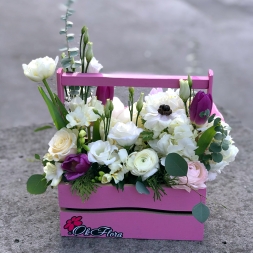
[57,68,213,240]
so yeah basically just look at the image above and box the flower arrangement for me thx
[24,0,238,224]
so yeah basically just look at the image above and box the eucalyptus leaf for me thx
[208,114,216,123]
[60,15,67,20]
[192,202,210,223]
[195,126,216,155]
[212,152,223,163]
[69,51,78,57]
[67,36,75,41]
[214,133,223,140]
[209,142,222,153]
[61,57,72,68]
[136,181,150,195]
[222,142,229,150]
[67,21,73,28]
[215,126,223,132]
[59,47,68,52]
[27,174,47,195]
[165,153,188,177]
[213,117,221,126]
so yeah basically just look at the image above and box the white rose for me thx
[43,162,63,187]
[43,153,54,161]
[48,128,78,161]
[88,140,118,165]
[126,149,159,181]
[108,122,143,147]
[22,56,58,82]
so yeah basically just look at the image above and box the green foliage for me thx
[147,173,166,201]
[192,202,210,223]
[71,167,100,201]
[34,154,40,160]
[92,119,101,142]
[136,181,150,195]
[140,131,154,141]
[208,113,216,123]
[212,152,223,163]
[199,109,210,118]
[165,153,188,177]
[27,174,47,194]
[34,125,52,132]
[195,126,216,155]
[38,87,66,130]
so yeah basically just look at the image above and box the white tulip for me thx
[22,56,58,82]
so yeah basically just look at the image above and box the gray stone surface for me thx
[1,0,253,129]
[1,108,252,253]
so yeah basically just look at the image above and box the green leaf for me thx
[60,15,67,20]
[34,154,40,160]
[208,114,216,123]
[38,87,66,130]
[67,33,75,41]
[165,153,188,177]
[192,202,210,223]
[59,47,68,52]
[213,117,221,126]
[61,57,72,68]
[212,152,223,163]
[214,133,223,140]
[199,109,210,118]
[27,174,47,194]
[136,181,150,195]
[195,126,216,155]
[59,29,66,35]
[140,131,154,141]
[34,125,53,132]
[53,94,68,119]
[214,126,223,132]
[209,142,222,153]
[222,142,229,150]
[92,119,101,142]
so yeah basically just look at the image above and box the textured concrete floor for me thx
[1,0,253,129]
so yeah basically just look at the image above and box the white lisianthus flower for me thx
[65,96,84,112]
[85,57,103,73]
[108,122,143,147]
[111,97,130,123]
[43,162,63,187]
[66,104,100,128]
[88,96,104,115]
[43,153,54,161]
[101,174,112,184]
[126,149,159,181]
[22,56,58,82]
[48,128,78,161]
[108,149,129,183]
[88,140,118,165]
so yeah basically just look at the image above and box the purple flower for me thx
[189,91,213,126]
[96,86,114,105]
[61,154,91,181]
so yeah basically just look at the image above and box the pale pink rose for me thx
[172,161,208,192]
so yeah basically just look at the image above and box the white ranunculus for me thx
[48,128,78,161]
[108,122,143,147]
[126,149,159,181]
[22,56,58,82]
[43,162,63,187]
[101,174,112,184]
[88,140,118,165]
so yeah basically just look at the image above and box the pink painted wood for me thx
[58,183,206,240]
[56,68,213,103]
[56,69,212,240]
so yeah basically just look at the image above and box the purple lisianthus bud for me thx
[61,154,91,181]
[96,86,114,105]
[189,91,213,126]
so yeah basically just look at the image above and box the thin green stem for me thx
[135,111,140,126]
[184,101,188,117]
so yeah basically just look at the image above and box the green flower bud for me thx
[81,26,88,35]
[104,99,111,118]
[79,137,85,144]
[95,176,99,180]
[136,92,144,112]
[61,52,66,59]
[83,31,89,45]
[179,79,190,102]
[77,148,82,153]
[109,100,114,112]
[82,144,90,151]
[93,108,100,115]
[79,129,86,137]
[91,179,95,183]
[129,87,134,97]
[86,42,93,64]
[98,176,102,181]
[188,74,193,88]
[99,171,105,176]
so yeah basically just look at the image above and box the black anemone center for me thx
[158,104,172,116]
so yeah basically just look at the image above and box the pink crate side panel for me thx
[60,209,204,240]
[58,183,206,211]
